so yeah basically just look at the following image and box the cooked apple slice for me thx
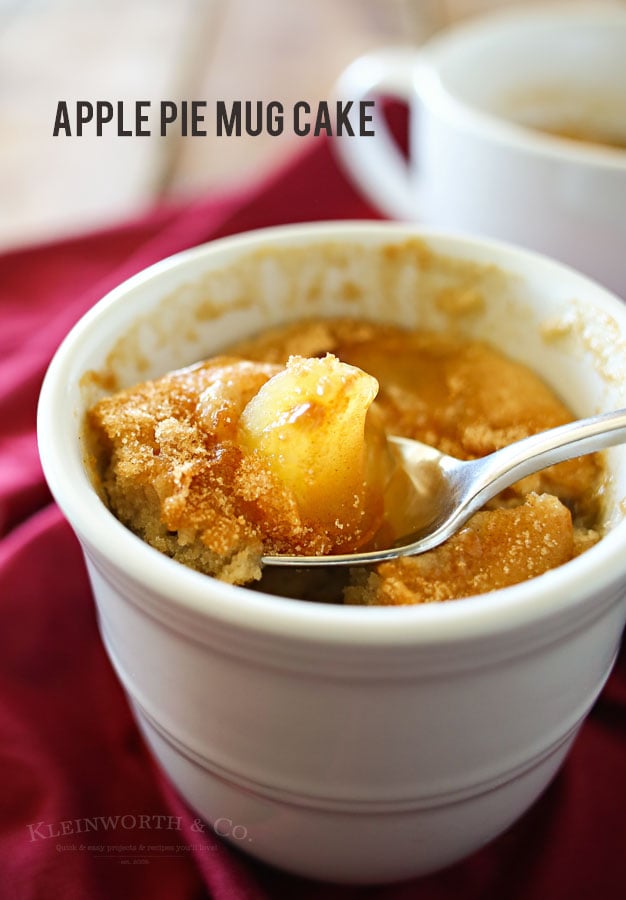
[238,354,384,544]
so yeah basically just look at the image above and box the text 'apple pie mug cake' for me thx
[86,317,604,605]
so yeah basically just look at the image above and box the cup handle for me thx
[334,48,419,220]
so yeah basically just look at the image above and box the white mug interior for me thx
[426,4,626,149]
[333,4,626,299]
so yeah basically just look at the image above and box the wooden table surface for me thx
[0,0,622,251]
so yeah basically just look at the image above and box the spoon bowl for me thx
[263,407,626,567]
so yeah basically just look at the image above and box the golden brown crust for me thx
[346,493,596,606]
[87,352,387,583]
[87,319,604,598]
[87,358,274,583]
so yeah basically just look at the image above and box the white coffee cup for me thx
[334,3,626,298]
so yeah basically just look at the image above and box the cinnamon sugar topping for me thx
[87,319,604,601]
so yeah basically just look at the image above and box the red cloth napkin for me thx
[1,130,625,900]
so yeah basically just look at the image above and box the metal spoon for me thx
[262,408,626,568]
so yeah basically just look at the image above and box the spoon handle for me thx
[472,407,626,501]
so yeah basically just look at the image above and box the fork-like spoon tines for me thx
[262,408,626,568]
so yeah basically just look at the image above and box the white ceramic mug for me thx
[334,3,626,298]
[38,222,626,883]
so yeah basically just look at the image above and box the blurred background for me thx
[1,0,623,251]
